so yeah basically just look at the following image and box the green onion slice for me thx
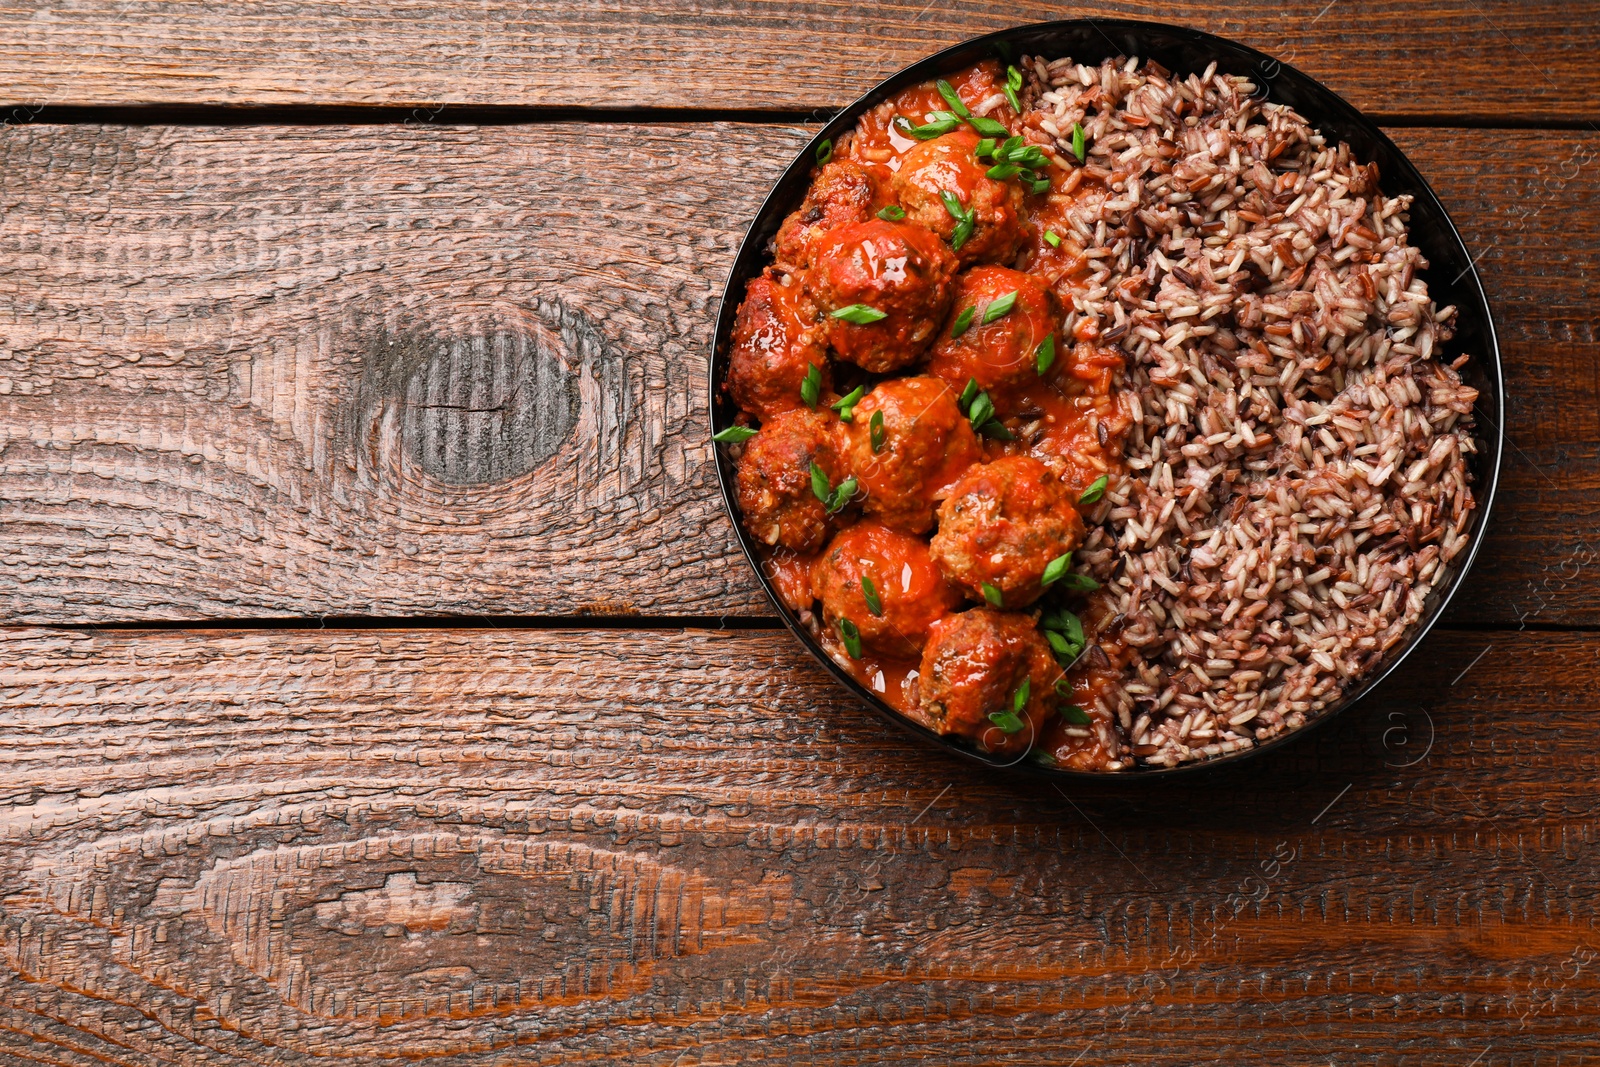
[830,384,866,421]
[809,461,831,504]
[839,618,862,659]
[876,205,906,221]
[1071,122,1087,163]
[815,138,833,166]
[1079,474,1109,504]
[957,378,980,412]
[830,304,887,325]
[861,575,883,617]
[712,425,758,443]
[935,80,972,119]
[988,709,1025,734]
[969,115,1009,138]
[1062,705,1093,726]
[950,305,976,339]
[1012,676,1031,714]
[981,291,1018,324]
[1044,229,1062,248]
[1040,552,1072,588]
[981,581,1004,607]
[869,409,886,453]
[1035,333,1056,375]
[800,362,822,409]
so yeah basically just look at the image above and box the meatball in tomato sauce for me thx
[806,218,958,374]
[725,273,830,419]
[734,407,848,554]
[918,608,1058,755]
[930,455,1086,606]
[843,376,981,535]
[812,521,961,658]
[773,158,879,270]
[891,130,1025,268]
[925,266,1061,403]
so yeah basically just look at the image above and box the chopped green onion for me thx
[1012,676,1031,714]
[975,137,996,159]
[1040,606,1084,645]
[988,709,1025,734]
[935,79,972,119]
[1054,572,1101,593]
[950,305,976,339]
[1031,177,1052,195]
[940,189,967,221]
[986,163,1021,181]
[969,115,1009,138]
[1079,474,1109,504]
[981,581,1004,607]
[869,409,886,453]
[1062,705,1093,726]
[712,425,758,443]
[1071,122,1087,163]
[981,291,1018,324]
[839,618,862,659]
[861,575,883,616]
[1004,65,1023,112]
[815,137,833,166]
[800,362,822,409]
[902,114,962,139]
[809,461,831,504]
[876,205,906,221]
[967,391,994,431]
[957,378,980,413]
[977,419,1014,442]
[1035,332,1056,375]
[1045,628,1077,659]
[1044,229,1062,248]
[1029,749,1058,767]
[950,215,975,251]
[830,304,887,325]
[827,476,858,514]
[1040,551,1071,588]
[831,384,867,422]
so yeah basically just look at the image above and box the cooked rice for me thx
[1022,57,1479,767]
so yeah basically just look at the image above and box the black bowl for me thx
[709,18,1504,780]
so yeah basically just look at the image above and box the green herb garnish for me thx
[810,463,857,514]
[950,304,976,338]
[1040,551,1072,588]
[939,189,976,252]
[839,618,862,658]
[1053,572,1101,593]
[988,709,1025,734]
[969,114,1009,138]
[816,138,833,166]
[876,205,906,221]
[975,137,996,159]
[935,79,972,118]
[712,425,758,443]
[986,163,1021,181]
[981,291,1018,324]
[1071,121,1087,163]
[831,304,887,325]
[861,575,883,616]
[1035,332,1056,375]
[1062,705,1093,726]
[831,384,866,422]
[1079,474,1109,504]
[981,581,1004,607]
[869,409,886,453]
[899,112,962,139]
[809,461,831,504]
[1004,65,1023,112]
[1012,676,1030,713]
[957,378,980,413]
[1031,177,1051,195]
[1044,229,1062,248]
[800,362,822,409]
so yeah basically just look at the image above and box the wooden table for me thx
[0,2,1595,1062]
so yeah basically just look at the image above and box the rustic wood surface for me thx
[0,625,1595,1065]
[0,0,1595,122]
[0,123,1594,624]
[2,1,1598,1063]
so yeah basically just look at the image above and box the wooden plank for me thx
[0,624,1592,1062]
[0,123,1593,624]
[1,0,1595,122]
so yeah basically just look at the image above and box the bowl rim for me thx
[708,16,1505,781]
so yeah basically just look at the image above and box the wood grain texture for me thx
[0,123,1594,624]
[0,624,1593,1064]
[1,0,1596,122]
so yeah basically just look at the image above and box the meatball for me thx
[773,159,879,270]
[725,273,831,419]
[843,376,982,534]
[918,608,1058,754]
[925,266,1061,402]
[891,130,1025,268]
[806,218,958,374]
[929,455,1086,606]
[734,407,849,553]
[812,521,961,658]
